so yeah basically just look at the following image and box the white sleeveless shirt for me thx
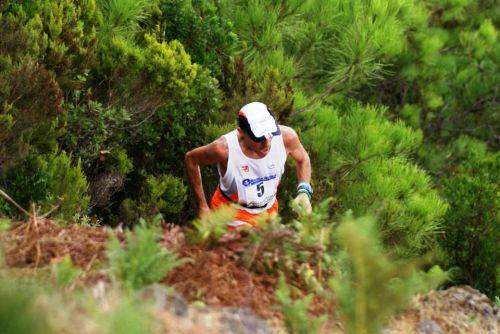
[217,129,287,214]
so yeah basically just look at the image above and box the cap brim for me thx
[250,119,279,139]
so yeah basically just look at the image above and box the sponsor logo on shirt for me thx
[241,165,249,173]
[242,174,277,187]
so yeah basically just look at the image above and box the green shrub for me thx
[107,215,187,289]
[118,173,187,224]
[61,101,132,171]
[302,102,448,256]
[439,137,499,296]
[50,255,82,287]
[220,0,427,96]
[97,0,153,43]
[0,59,63,170]
[276,276,327,334]
[363,0,498,145]
[0,217,10,232]
[0,279,52,334]
[1,151,89,220]
[187,205,237,248]
[152,0,237,81]
[105,293,154,334]
[330,214,448,334]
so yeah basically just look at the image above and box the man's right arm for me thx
[184,137,227,218]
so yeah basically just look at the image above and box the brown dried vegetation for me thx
[3,218,109,269]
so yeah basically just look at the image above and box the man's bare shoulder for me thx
[211,135,229,160]
[279,125,299,147]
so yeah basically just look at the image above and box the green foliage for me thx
[0,59,63,170]
[97,0,153,42]
[0,0,100,91]
[302,102,448,256]
[437,137,499,296]
[0,151,89,220]
[0,279,52,334]
[105,293,154,334]
[0,217,10,232]
[330,214,448,334]
[50,255,82,287]
[187,206,237,247]
[43,152,90,219]
[222,65,295,122]
[151,0,237,81]
[119,174,187,224]
[220,0,428,96]
[242,201,336,294]
[276,276,327,334]
[107,215,187,289]
[366,0,499,145]
[62,101,131,171]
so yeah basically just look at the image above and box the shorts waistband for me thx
[218,185,268,209]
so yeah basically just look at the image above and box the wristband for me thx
[297,182,313,199]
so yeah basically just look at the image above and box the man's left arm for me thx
[282,126,313,213]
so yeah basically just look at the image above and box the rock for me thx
[417,319,442,334]
[388,286,499,334]
[219,308,275,334]
[137,284,277,333]
[138,284,188,316]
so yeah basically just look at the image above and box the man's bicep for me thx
[289,140,308,163]
[283,127,307,162]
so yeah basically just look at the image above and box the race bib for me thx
[240,174,278,208]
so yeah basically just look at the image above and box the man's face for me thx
[239,129,271,157]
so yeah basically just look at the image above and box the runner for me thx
[185,102,312,228]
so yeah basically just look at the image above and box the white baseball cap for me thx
[238,102,280,142]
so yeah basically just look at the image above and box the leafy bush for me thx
[50,255,82,287]
[186,205,237,248]
[151,0,237,81]
[107,215,187,289]
[438,137,499,296]
[0,279,52,334]
[330,214,448,334]
[0,59,63,170]
[118,174,187,224]
[363,0,498,145]
[61,101,132,171]
[0,151,89,220]
[276,276,326,334]
[104,293,154,334]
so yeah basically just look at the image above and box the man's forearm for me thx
[185,157,209,210]
[296,154,311,183]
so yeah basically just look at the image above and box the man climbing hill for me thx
[185,102,313,228]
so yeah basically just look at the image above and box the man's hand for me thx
[293,192,312,214]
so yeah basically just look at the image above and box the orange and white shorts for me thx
[210,186,278,229]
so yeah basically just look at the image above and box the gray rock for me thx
[418,319,443,334]
[219,308,275,334]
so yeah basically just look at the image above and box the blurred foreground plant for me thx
[330,215,448,334]
[276,275,327,334]
[186,205,237,248]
